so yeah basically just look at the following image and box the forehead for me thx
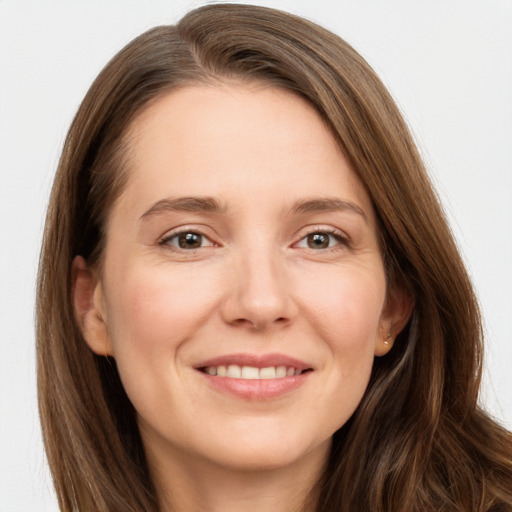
[115,83,373,220]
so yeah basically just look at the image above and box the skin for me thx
[73,83,411,512]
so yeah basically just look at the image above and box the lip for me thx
[194,352,313,400]
[194,352,312,371]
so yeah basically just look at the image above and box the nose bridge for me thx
[223,238,295,329]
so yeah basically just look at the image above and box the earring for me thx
[384,332,392,346]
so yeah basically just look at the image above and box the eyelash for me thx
[158,227,350,251]
[293,228,350,251]
[159,229,216,250]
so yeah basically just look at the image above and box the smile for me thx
[195,353,313,400]
[201,365,306,379]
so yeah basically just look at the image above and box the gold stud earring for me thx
[384,332,392,346]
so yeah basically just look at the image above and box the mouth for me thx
[199,364,311,379]
[194,353,313,399]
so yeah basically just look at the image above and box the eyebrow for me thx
[289,197,368,223]
[139,195,367,222]
[140,196,227,220]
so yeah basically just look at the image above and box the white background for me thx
[1,1,511,510]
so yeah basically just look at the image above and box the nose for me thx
[221,247,297,331]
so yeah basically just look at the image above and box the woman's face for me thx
[76,83,406,473]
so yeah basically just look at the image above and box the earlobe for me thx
[375,286,414,357]
[374,331,394,357]
[71,255,114,357]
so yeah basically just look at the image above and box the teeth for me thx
[259,366,276,379]
[227,365,241,378]
[204,365,305,380]
[241,366,259,379]
[276,365,287,378]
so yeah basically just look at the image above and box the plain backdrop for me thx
[1,1,511,510]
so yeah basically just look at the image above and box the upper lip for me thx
[194,353,312,371]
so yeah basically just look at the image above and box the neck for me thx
[144,437,329,512]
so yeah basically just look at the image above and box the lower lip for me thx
[199,371,311,400]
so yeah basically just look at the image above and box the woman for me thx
[36,3,512,511]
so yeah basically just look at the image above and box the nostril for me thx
[229,316,289,329]
[232,318,252,326]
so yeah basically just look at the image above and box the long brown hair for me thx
[37,4,512,511]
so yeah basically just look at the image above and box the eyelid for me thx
[158,225,218,248]
[292,225,351,250]
[156,224,350,250]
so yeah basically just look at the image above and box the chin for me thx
[198,427,332,473]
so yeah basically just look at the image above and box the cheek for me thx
[295,263,386,421]
[101,261,226,431]
[103,262,222,367]
[296,262,386,350]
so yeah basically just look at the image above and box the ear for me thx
[71,255,114,357]
[375,285,414,357]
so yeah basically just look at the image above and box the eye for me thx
[160,231,214,249]
[295,230,347,250]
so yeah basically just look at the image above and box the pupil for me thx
[308,233,329,249]
[179,233,202,249]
